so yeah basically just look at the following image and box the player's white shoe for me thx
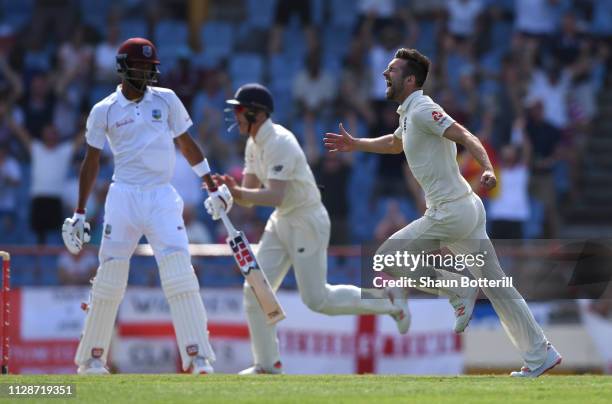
[450,286,478,333]
[386,287,411,334]
[238,361,283,375]
[510,343,562,378]
[77,358,110,375]
[190,356,214,375]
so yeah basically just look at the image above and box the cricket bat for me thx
[203,175,285,324]
[218,210,286,325]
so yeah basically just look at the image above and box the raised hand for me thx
[324,123,356,153]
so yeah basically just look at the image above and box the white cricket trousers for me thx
[378,192,548,370]
[75,182,214,370]
[244,205,397,369]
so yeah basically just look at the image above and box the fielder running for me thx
[206,83,410,374]
[324,48,562,378]
[62,38,233,375]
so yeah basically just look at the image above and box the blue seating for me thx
[229,53,264,89]
[155,20,188,47]
[415,20,438,61]
[200,21,234,62]
[156,44,180,71]
[245,0,277,28]
[329,0,358,28]
[119,20,148,41]
[269,54,300,93]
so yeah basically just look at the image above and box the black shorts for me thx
[30,196,63,234]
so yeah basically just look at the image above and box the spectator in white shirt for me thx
[515,0,562,36]
[526,62,572,129]
[446,0,484,38]
[94,25,122,84]
[11,120,83,244]
[489,137,531,239]
[293,49,337,119]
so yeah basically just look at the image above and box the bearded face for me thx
[383,58,408,102]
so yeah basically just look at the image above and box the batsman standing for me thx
[324,48,562,377]
[206,83,410,374]
[62,38,233,375]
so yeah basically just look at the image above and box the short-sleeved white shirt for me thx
[394,90,472,207]
[31,140,73,197]
[85,85,193,186]
[244,119,321,216]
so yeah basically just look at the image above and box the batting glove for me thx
[62,212,91,254]
[204,184,234,220]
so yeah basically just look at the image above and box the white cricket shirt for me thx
[394,90,472,207]
[85,85,193,186]
[244,119,321,216]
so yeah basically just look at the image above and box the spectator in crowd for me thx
[30,0,78,44]
[371,103,410,198]
[489,119,532,239]
[524,99,562,238]
[0,146,21,243]
[305,113,353,245]
[0,93,26,159]
[514,0,563,37]
[492,54,526,149]
[21,72,55,142]
[11,120,83,244]
[445,0,484,39]
[366,23,405,106]
[191,70,237,170]
[183,206,212,244]
[526,60,572,130]
[292,48,337,119]
[459,110,499,203]
[171,147,204,212]
[374,199,408,243]
[58,248,98,285]
[338,41,375,125]
[550,12,584,66]
[0,55,23,104]
[54,26,93,135]
[162,46,200,110]
[268,0,316,55]
[94,24,122,85]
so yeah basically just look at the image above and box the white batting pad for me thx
[74,259,129,366]
[158,252,215,370]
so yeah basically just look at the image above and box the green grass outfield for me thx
[0,375,610,404]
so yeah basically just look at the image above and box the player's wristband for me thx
[192,159,211,177]
[73,211,86,221]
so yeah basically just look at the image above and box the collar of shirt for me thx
[253,118,274,146]
[396,89,423,116]
[115,85,153,107]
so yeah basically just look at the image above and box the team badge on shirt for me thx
[273,165,283,173]
[432,111,443,121]
[152,109,162,120]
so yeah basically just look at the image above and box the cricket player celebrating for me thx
[62,38,233,375]
[206,83,410,374]
[324,48,561,377]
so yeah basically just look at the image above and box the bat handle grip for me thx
[219,210,238,236]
